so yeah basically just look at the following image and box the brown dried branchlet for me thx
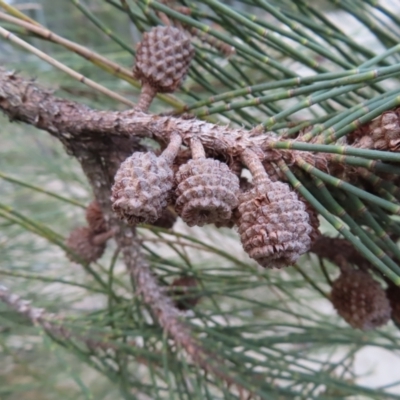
[169,276,200,310]
[134,25,194,112]
[237,149,312,269]
[310,236,373,271]
[301,199,320,245]
[111,134,182,225]
[66,226,114,263]
[85,200,107,233]
[186,26,235,57]
[175,138,240,227]
[331,268,391,330]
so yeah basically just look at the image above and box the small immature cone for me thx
[133,25,195,111]
[175,138,240,227]
[331,269,391,330]
[386,282,400,328]
[111,134,182,225]
[237,149,312,269]
[66,226,108,263]
[170,276,200,311]
[85,200,107,233]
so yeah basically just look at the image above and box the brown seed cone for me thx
[169,276,200,311]
[85,201,107,234]
[66,226,106,263]
[112,134,181,225]
[111,152,174,224]
[151,206,177,229]
[237,177,312,268]
[175,158,240,227]
[134,26,194,94]
[347,110,400,151]
[386,282,400,328]
[331,269,391,330]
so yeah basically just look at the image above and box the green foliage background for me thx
[1,0,400,399]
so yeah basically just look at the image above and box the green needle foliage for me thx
[1,0,400,399]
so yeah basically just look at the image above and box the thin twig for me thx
[0,26,135,106]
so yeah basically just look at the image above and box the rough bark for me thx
[0,69,277,161]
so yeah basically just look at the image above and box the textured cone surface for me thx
[386,283,400,328]
[85,201,107,234]
[134,26,194,93]
[170,276,200,311]
[66,227,105,263]
[331,270,391,330]
[175,158,240,227]
[347,111,400,151]
[111,152,174,224]
[237,178,312,269]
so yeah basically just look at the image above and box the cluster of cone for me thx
[109,25,315,270]
[111,135,241,227]
[111,136,315,269]
[66,201,113,264]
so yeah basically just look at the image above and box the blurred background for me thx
[1,1,400,399]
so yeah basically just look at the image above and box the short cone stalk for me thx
[174,138,240,227]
